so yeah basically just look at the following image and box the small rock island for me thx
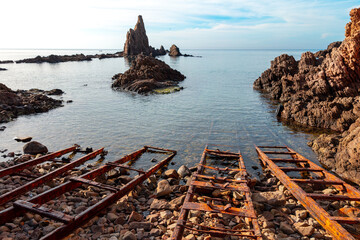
[112,15,186,94]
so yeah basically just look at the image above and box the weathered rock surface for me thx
[23,141,48,155]
[123,15,166,57]
[0,83,63,123]
[169,44,182,56]
[254,8,360,184]
[112,54,185,94]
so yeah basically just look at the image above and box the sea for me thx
[0,49,322,177]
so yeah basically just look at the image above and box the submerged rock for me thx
[253,8,360,184]
[0,68,7,71]
[112,54,185,94]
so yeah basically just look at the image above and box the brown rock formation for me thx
[169,44,182,56]
[254,8,360,184]
[0,83,63,123]
[111,54,185,94]
[123,16,166,57]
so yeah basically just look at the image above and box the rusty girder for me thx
[172,146,262,239]
[0,146,176,240]
[256,145,360,240]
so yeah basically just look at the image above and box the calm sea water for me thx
[0,49,320,176]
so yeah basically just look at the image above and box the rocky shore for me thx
[0,83,63,124]
[112,54,185,94]
[1,147,355,240]
[253,8,360,185]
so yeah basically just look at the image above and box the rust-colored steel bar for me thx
[13,200,74,223]
[255,146,358,240]
[40,147,176,240]
[0,145,77,178]
[0,148,104,206]
[172,147,261,240]
[0,147,147,224]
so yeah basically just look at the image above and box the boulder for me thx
[23,141,48,155]
[155,179,172,197]
[122,231,136,240]
[177,165,191,178]
[169,44,182,56]
[164,169,179,179]
[252,191,286,206]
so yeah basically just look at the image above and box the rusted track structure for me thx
[256,146,360,240]
[172,146,262,239]
[0,146,176,240]
[0,146,104,206]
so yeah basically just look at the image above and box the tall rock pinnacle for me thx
[123,15,150,56]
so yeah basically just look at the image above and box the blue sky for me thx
[0,0,359,50]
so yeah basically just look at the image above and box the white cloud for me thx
[0,0,356,49]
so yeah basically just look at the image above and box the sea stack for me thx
[169,44,182,56]
[123,15,150,56]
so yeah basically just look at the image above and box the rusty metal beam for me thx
[0,145,77,178]
[0,148,104,206]
[256,146,360,240]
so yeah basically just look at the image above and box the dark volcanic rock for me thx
[0,60,13,64]
[254,8,360,184]
[0,68,7,71]
[123,15,166,57]
[112,54,185,94]
[16,54,93,64]
[0,83,63,123]
[23,141,48,155]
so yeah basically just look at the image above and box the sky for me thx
[0,0,359,50]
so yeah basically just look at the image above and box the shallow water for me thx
[0,49,320,177]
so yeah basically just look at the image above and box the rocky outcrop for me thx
[14,52,123,64]
[123,16,166,57]
[169,44,182,56]
[254,8,360,184]
[112,54,185,94]
[0,83,63,123]
[0,60,13,64]
[23,141,48,155]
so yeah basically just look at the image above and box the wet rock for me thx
[0,68,7,71]
[112,54,185,94]
[16,54,93,64]
[177,165,191,178]
[0,126,6,131]
[155,179,172,197]
[46,89,64,95]
[14,136,32,142]
[23,141,48,155]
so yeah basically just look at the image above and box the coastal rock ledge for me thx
[253,8,360,184]
[112,54,185,94]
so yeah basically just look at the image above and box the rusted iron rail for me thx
[255,145,360,240]
[0,145,78,178]
[172,146,262,239]
[0,148,104,206]
[0,146,176,240]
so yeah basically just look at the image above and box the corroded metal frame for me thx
[0,146,176,240]
[256,145,360,240]
[172,146,262,239]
